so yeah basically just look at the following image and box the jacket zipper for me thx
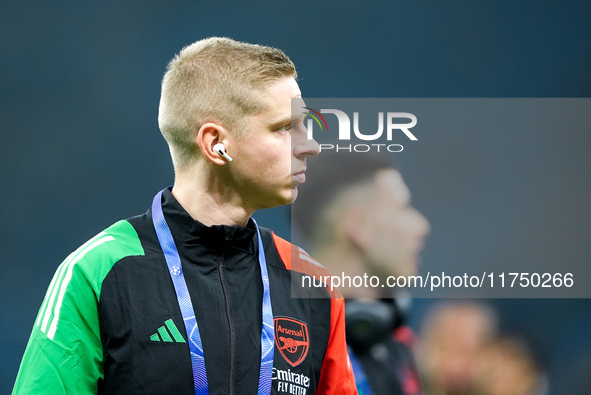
[218,241,235,395]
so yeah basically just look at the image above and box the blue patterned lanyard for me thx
[151,189,275,395]
[348,347,373,395]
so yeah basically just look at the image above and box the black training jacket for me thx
[13,189,357,394]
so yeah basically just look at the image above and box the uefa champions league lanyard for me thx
[151,189,275,395]
[347,346,373,395]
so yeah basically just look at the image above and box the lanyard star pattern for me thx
[348,346,373,395]
[151,189,275,394]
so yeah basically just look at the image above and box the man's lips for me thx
[292,170,306,184]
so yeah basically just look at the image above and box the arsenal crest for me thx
[274,317,309,367]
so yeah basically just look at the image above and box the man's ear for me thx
[343,205,371,250]
[197,122,230,165]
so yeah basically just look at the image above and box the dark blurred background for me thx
[1,1,590,393]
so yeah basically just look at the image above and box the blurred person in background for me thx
[417,301,498,395]
[473,333,548,395]
[294,151,430,394]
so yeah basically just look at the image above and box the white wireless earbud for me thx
[213,143,233,162]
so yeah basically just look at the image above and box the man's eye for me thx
[277,124,292,133]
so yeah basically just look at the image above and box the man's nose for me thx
[293,130,320,158]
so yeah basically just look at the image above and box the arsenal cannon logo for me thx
[274,317,309,367]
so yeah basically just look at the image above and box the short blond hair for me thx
[158,37,297,169]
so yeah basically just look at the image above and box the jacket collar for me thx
[159,188,257,253]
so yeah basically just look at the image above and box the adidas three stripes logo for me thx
[150,319,186,343]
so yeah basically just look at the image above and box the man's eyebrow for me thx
[269,116,293,130]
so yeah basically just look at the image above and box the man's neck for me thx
[171,168,253,227]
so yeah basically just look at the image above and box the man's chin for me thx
[289,186,299,203]
[257,190,297,210]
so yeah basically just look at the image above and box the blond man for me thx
[13,37,356,395]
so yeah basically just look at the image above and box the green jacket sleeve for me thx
[12,221,144,394]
